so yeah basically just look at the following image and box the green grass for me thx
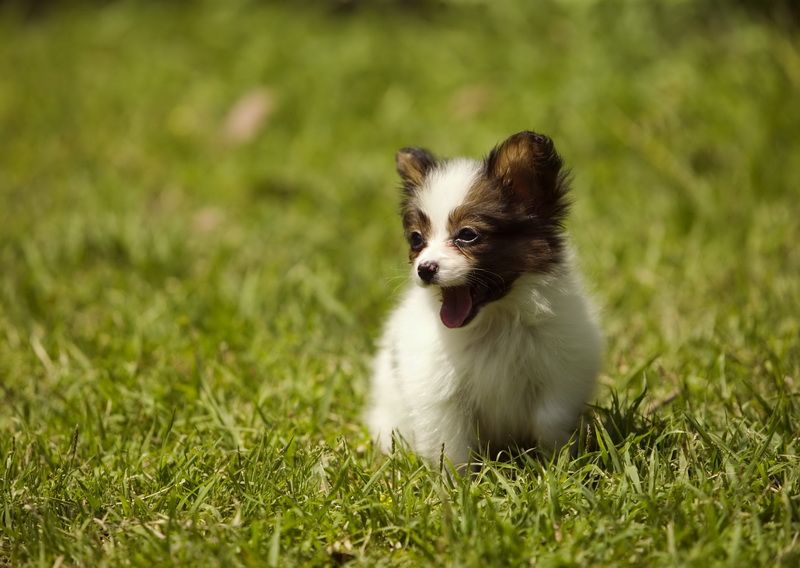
[1,0,799,565]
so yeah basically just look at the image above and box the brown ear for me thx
[396,147,437,190]
[486,131,570,223]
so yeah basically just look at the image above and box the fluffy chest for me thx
[444,317,543,405]
[446,321,562,450]
[391,284,563,415]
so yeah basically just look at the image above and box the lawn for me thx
[1,0,799,565]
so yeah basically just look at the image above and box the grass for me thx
[0,0,799,565]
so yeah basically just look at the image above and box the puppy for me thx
[366,131,603,467]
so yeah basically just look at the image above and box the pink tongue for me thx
[440,286,473,328]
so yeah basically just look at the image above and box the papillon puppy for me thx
[366,131,603,467]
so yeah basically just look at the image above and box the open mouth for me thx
[439,285,489,329]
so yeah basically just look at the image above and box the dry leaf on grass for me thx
[221,87,275,144]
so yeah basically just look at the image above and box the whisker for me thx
[467,267,506,287]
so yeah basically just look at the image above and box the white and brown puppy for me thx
[366,131,603,467]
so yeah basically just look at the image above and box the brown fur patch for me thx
[486,131,570,226]
[401,207,432,262]
[396,147,437,191]
[397,147,437,263]
[444,131,571,303]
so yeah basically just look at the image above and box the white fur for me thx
[366,160,603,467]
[413,159,480,287]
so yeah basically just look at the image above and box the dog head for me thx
[397,131,570,328]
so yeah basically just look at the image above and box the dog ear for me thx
[486,131,570,223]
[396,147,437,190]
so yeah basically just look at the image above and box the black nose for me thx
[417,260,439,284]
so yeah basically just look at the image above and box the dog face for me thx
[396,131,571,328]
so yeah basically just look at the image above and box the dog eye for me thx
[409,231,425,251]
[455,228,479,244]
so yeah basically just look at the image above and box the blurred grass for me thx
[0,0,799,565]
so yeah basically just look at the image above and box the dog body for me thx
[366,132,603,466]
